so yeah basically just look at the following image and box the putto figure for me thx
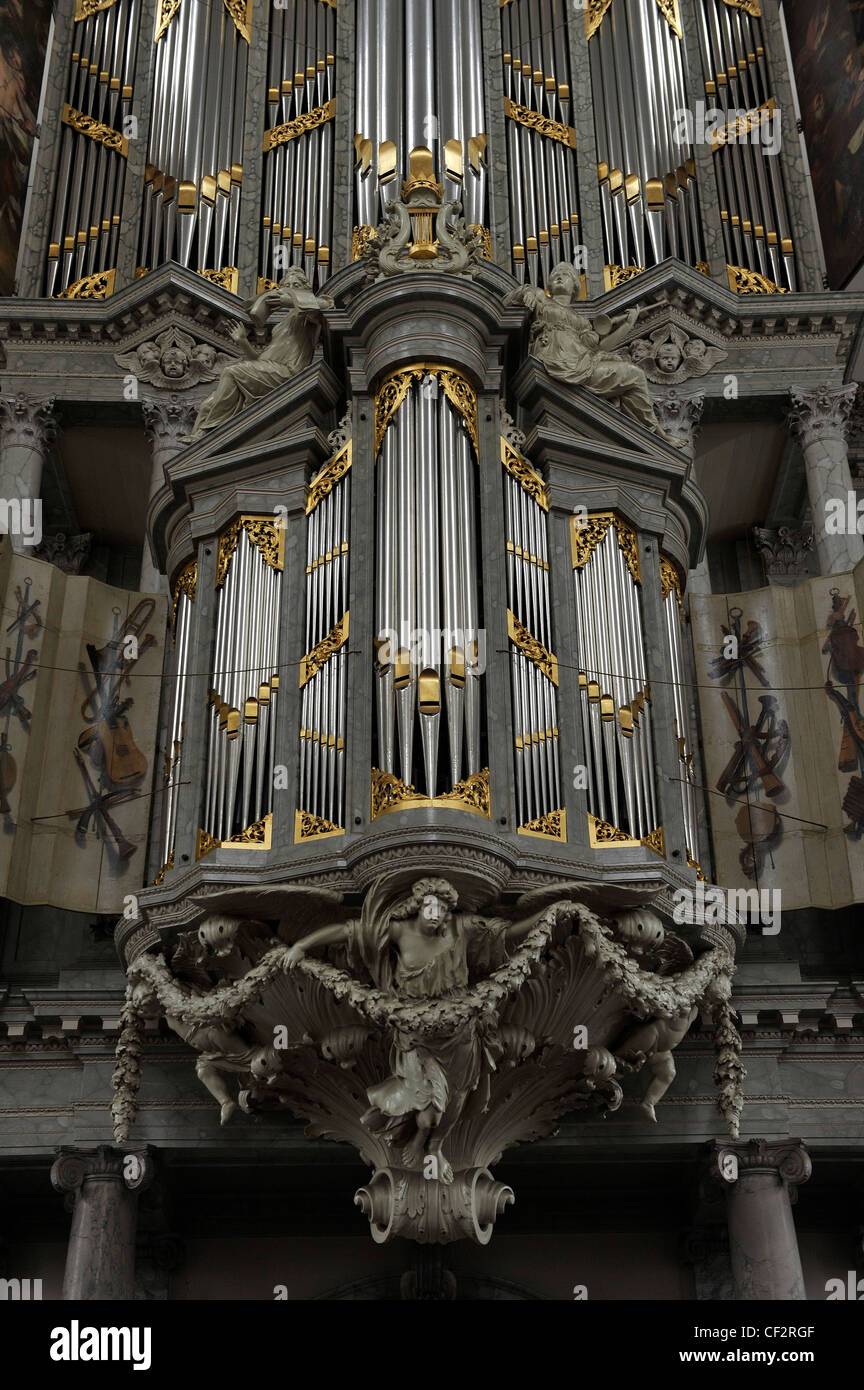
[285,876,561,1181]
[504,262,681,444]
[184,269,333,441]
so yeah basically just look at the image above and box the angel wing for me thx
[509,880,661,919]
[188,884,352,944]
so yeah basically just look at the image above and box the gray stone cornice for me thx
[324,260,526,393]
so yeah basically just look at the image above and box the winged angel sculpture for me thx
[115,877,742,1244]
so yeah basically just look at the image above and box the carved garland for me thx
[300,611,349,688]
[215,516,285,588]
[659,554,683,608]
[374,365,478,459]
[61,104,128,157]
[75,0,119,19]
[294,810,344,842]
[306,441,352,514]
[518,809,567,841]
[56,269,116,300]
[586,0,681,38]
[503,97,577,150]
[721,0,760,15]
[507,611,559,686]
[157,0,253,43]
[196,813,273,859]
[370,767,491,820]
[501,437,548,511]
[570,511,642,585]
[588,814,665,857]
[170,557,197,640]
[727,265,788,295]
[263,100,336,153]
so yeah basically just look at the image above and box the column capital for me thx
[707,1137,812,1194]
[651,389,704,454]
[142,394,199,450]
[789,383,859,449]
[51,1144,156,1196]
[0,392,60,452]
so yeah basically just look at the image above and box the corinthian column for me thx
[789,384,862,575]
[0,393,59,553]
[141,396,198,592]
[710,1138,812,1300]
[51,1145,154,1300]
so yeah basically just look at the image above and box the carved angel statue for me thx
[184,269,333,441]
[284,877,571,1181]
[504,263,682,445]
[608,907,697,1121]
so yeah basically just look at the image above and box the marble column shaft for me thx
[789,385,863,576]
[0,394,59,553]
[141,396,198,592]
[710,1139,812,1301]
[51,1145,154,1301]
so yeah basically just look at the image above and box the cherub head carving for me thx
[625,324,726,384]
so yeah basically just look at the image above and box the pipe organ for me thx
[372,367,486,814]
[502,437,563,839]
[500,0,582,287]
[138,0,253,285]
[570,512,662,854]
[31,0,827,893]
[33,0,810,304]
[261,0,337,290]
[661,555,701,871]
[48,0,142,296]
[198,517,284,855]
[156,557,196,881]
[586,0,707,281]
[354,1,488,239]
[297,435,352,841]
[694,0,796,291]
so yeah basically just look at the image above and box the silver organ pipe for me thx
[155,559,196,880]
[138,0,251,284]
[47,0,142,295]
[501,438,562,838]
[695,0,796,291]
[261,0,337,291]
[353,1,489,246]
[660,557,700,869]
[500,0,581,287]
[585,0,708,282]
[296,436,352,841]
[571,513,661,851]
[372,368,485,809]
[201,518,283,853]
